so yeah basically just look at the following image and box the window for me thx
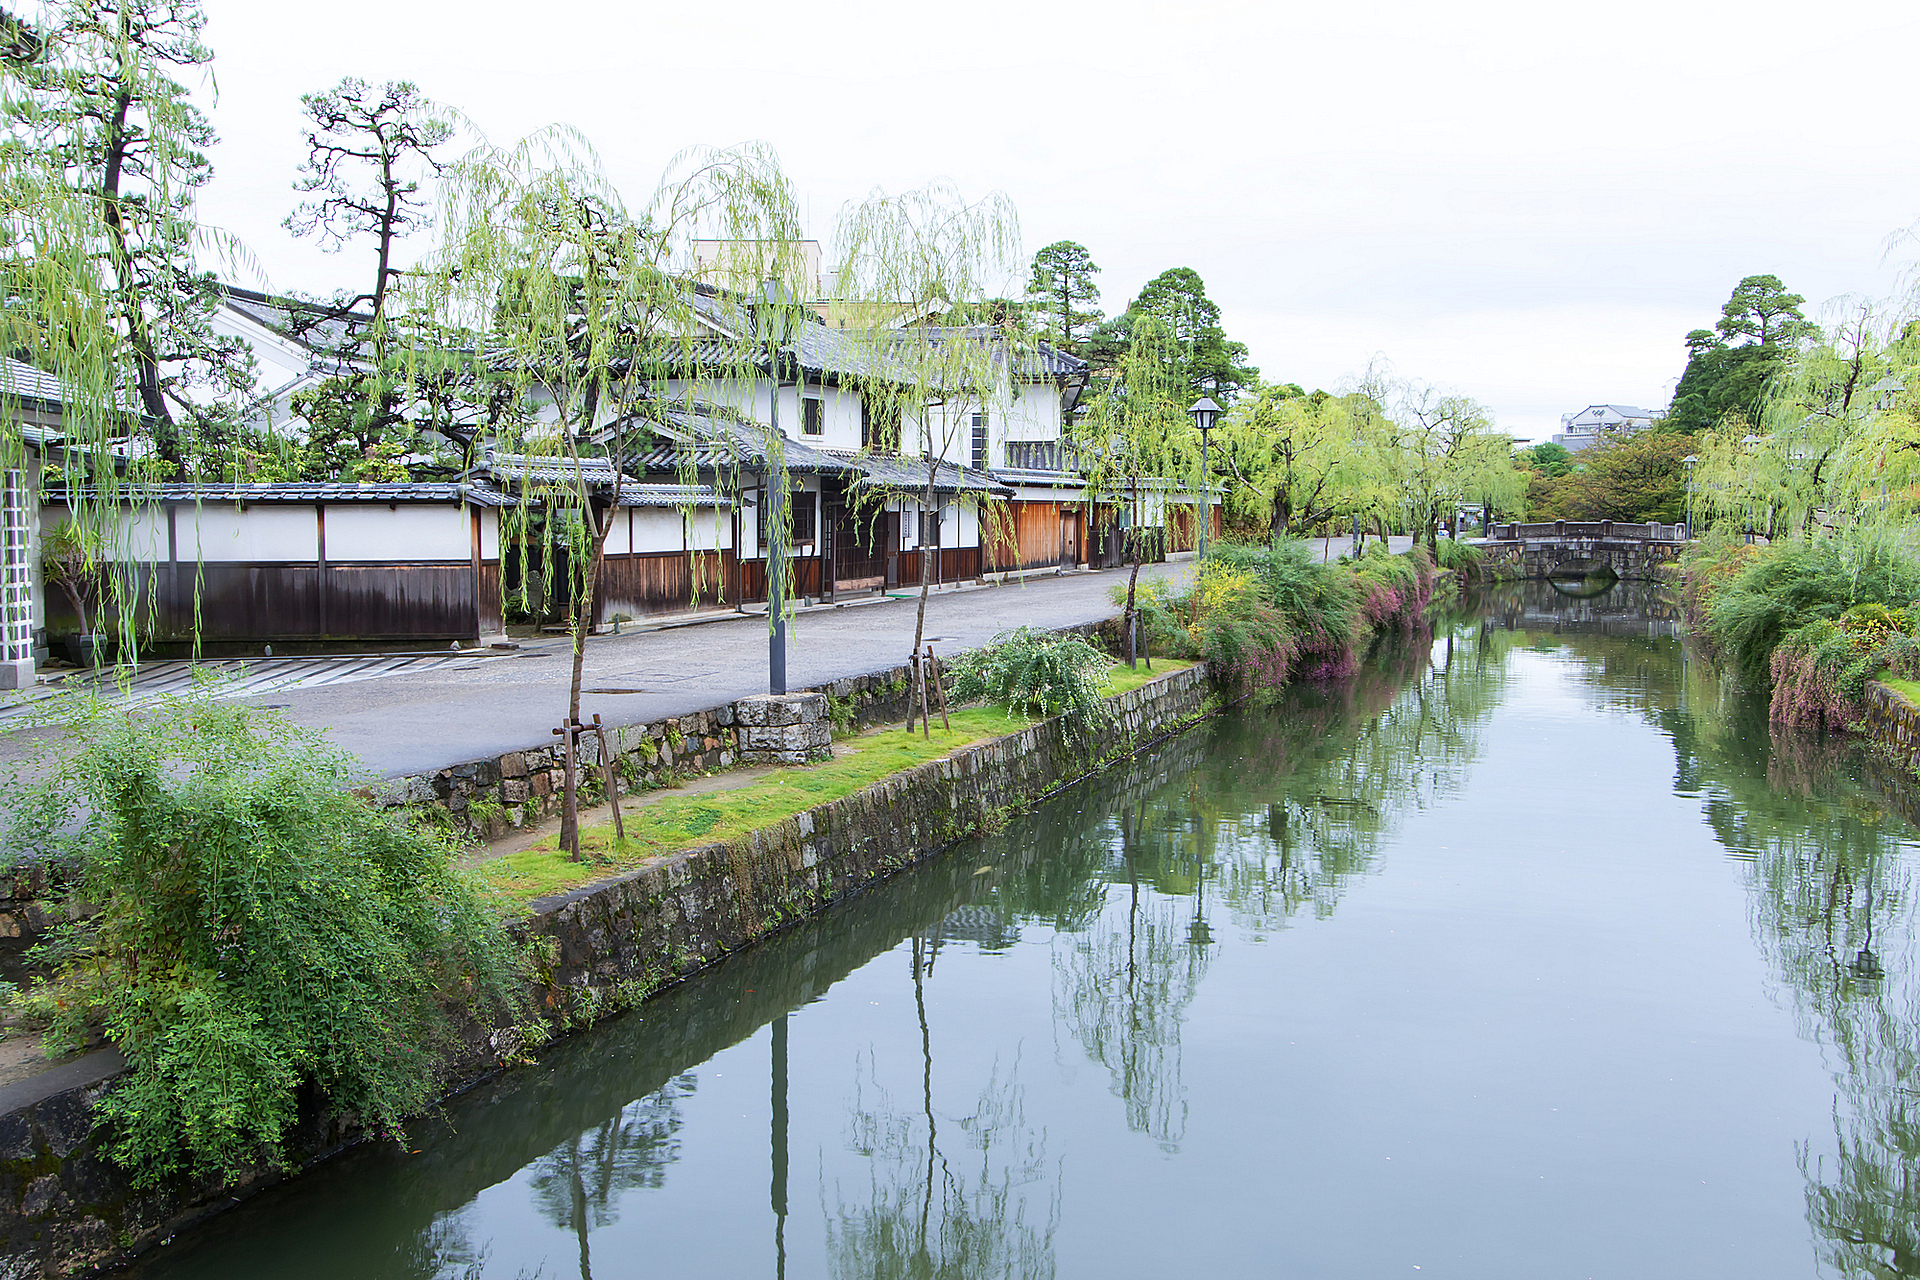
[860,396,900,452]
[919,511,941,546]
[802,395,824,436]
[756,489,816,548]
[970,411,988,471]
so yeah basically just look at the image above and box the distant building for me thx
[1552,404,1656,453]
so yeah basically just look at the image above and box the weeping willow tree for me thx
[416,131,805,856]
[1690,299,1920,541]
[1214,383,1378,542]
[2,1,251,469]
[1360,370,1517,552]
[833,182,1027,708]
[0,0,257,665]
[1068,311,1189,667]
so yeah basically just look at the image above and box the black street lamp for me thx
[754,279,797,694]
[1188,397,1221,559]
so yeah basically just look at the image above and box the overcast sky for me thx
[169,0,1920,442]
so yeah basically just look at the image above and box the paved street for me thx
[233,562,1196,779]
[0,543,1421,782]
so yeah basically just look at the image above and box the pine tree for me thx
[1025,240,1101,355]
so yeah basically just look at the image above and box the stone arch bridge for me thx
[1472,521,1689,581]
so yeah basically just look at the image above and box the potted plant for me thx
[41,521,107,668]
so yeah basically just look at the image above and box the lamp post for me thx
[1188,397,1221,560]
[1682,454,1697,537]
[754,279,796,694]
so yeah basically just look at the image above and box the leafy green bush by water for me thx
[1128,563,1296,685]
[947,627,1114,734]
[1682,528,1920,727]
[1433,538,1483,576]
[1693,529,1920,689]
[1124,539,1436,687]
[4,689,525,1186]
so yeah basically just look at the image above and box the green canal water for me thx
[125,583,1920,1278]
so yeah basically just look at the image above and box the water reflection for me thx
[1672,680,1920,1277]
[1480,582,1920,1279]
[119,580,1920,1279]
[825,939,1057,1280]
[527,1075,691,1279]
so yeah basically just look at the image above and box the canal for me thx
[125,583,1919,1278]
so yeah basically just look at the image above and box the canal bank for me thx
[0,661,1221,1278]
[97,580,1920,1280]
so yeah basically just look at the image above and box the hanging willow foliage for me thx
[832,182,1029,694]
[1069,310,1192,665]
[0,1,257,669]
[414,129,808,853]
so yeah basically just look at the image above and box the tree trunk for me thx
[908,470,934,732]
[1121,535,1143,670]
[561,503,612,861]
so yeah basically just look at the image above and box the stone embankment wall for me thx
[1860,680,1920,776]
[0,664,1219,1278]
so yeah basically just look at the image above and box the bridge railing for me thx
[1485,520,1688,542]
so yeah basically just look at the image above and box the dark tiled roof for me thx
[221,285,373,357]
[474,452,726,507]
[614,397,1007,496]
[480,451,636,489]
[818,448,1010,497]
[1,358,62,405]
[47,482,517,507]
[2,357,148,421]
[616,484,727,508]
[662,320,1085,389]
[993,467,1086,488]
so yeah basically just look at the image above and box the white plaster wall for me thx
[630,508,684,554]
[324,506,468,562]
[686,509,732,552]
[1001,383,1062,444]
[955,502,980,548]
[480,510,500,561]
[116,509,170,562]
[188,506,320,563]
[899,497,921,550]
[602,512,633,556]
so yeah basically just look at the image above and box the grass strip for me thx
[1877,675,1920,709]
[479,660,1192,907]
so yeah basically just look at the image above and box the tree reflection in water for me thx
[1681,694,1920,1278]
[526,1075,694,1280]
[826,933,1058,1280]
[1528,597,1920,1280]
[1046,611,1512,1151]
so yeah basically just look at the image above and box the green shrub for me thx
[1206,539,1361,658]
[947,627,1113,733]
[1700,529,1920,688]
[1433,538,1483,575]
[4,688,525,1186]
[1128,562,1295,687]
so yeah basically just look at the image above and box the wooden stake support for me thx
[591,714,625,842]
[917,650,933,739]
[926,645,950,731]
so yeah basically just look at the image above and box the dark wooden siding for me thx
[726,555,826,607]
[479,562,504,633]
[50,560,482,652]
[941,547,980,582]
